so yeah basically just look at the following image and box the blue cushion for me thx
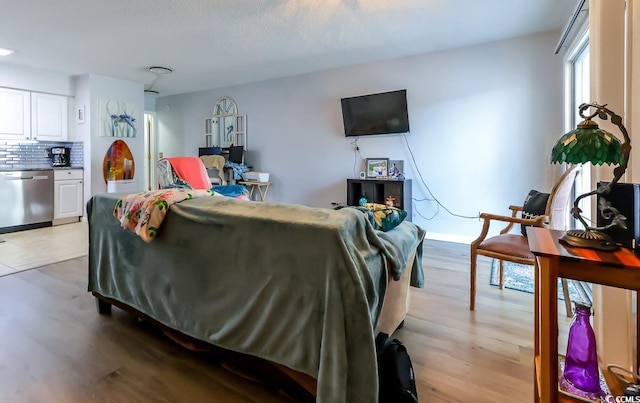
[211,184,247,197]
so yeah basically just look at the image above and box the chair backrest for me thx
[545,166,580,230]
[200,155,225,170]
[200,155,226,185]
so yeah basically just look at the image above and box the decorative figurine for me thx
[385,195,396,207]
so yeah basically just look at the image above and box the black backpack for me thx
[375,332,419,403]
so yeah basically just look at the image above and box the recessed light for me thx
[0,47,15,56]
[148,66,172,74]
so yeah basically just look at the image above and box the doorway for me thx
[144,112,157,191]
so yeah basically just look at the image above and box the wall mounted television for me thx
[341,89,409,137]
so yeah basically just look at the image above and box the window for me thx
[567,35,590,230]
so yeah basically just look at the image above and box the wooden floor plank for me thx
[0,239,572,402]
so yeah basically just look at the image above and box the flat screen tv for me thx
[341,89,409,137]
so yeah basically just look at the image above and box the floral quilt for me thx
[113,188,221,242]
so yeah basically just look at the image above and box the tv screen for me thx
[341,89,409,137]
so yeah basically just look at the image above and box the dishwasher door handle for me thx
[3,175,49,180]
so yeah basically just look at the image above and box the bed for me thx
[87,192,425,402]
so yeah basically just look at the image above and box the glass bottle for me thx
[559,302,604,400]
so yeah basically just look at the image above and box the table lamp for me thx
[550,102,631,250]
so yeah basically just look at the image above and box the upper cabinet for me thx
[0,88,30,140]
[0,89,68,141]
[31,92,68,141]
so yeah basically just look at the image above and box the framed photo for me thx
[76,105,85,124]
[365,158,389,178]
[388,160,404,180]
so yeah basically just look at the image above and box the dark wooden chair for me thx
[469,166,580,317]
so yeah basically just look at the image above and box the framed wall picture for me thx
[76,105,85,124]
[389,160,404,180]
[365,158,389,178]
[99,99,138,137]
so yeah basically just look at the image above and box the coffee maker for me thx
[50,147,70,167]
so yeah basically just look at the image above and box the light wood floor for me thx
[0,234,572,402]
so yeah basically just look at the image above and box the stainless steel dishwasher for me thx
[0,170,54,230]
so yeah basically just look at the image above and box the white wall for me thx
[85,75,144,197]
[155,30,565,241]
[73,75,92,215]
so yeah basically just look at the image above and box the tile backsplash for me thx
[0,141,83,170]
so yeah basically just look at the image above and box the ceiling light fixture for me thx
[148,66,173,74]
[144,89,159,95]
[0,47,15,56]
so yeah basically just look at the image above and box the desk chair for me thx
[200,155,226,185]
[469,166,580,317]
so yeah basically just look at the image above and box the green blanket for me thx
[87,193,425,402]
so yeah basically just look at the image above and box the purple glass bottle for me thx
[559,302,604,399]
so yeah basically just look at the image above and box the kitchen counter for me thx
[0,167,52,172]
[0,166,83,172]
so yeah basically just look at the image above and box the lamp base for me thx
[559,229,619,251]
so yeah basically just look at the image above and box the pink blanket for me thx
[114,188,221,242]
[166,156,211,189]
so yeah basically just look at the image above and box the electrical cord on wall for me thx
[402,133,479,220]
[348,134,479,220]
[351,137,364,178]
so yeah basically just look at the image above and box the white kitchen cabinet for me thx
[31,92,68,141]
[53,169,83,224]
[0,88,30,140]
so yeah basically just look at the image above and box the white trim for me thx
[556,0,589,54]
[425,231,474,245]
[626,0,639,368]
[144,111,158,191]
[589,0,633,375]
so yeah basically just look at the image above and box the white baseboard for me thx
[52,217,81,226]
[425,232,474,245]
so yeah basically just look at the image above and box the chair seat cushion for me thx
[478,234,534,260]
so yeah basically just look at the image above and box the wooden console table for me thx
[527,227,640,402]
[238,181,271,202]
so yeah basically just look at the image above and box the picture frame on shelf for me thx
[389,160,405,180]
[365,158,389,178]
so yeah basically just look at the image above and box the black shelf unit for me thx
[346,178,412,221]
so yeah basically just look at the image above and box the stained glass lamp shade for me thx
[551,120,624,166]
[550,102,631,250]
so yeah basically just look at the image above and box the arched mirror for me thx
[205,96,246,150]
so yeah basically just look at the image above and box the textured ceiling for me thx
[0,0,577,96]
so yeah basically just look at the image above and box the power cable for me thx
[402,133,479,220]
[351,137,364,178]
